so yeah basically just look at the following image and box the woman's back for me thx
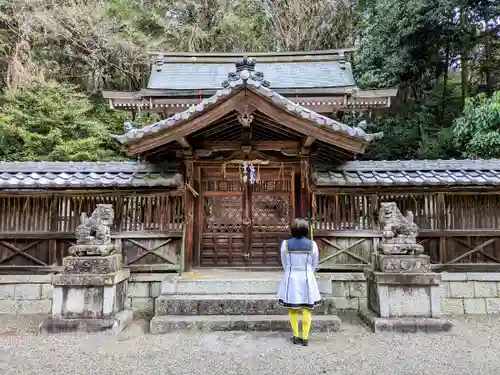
[281,237,318,272]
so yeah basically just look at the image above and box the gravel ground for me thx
[0,314,499,375]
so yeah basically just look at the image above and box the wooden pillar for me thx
[194,165,202,267]
[242,178,252,262]
[300,157,311,218]
[437,192,447,264]
[183,157,195,271]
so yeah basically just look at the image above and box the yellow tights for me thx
[288,308,312,340]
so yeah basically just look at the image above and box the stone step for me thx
[155,294,338,316]
[162,275,333,295]
[150,314,341,333]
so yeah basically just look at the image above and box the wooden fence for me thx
[0,190,184,273]
[3,188,500,273]
[313,191,500,271]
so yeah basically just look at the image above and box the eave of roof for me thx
[313,159,500,187]
[0,162,182,189]
[148,48,357,62]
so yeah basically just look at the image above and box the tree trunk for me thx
[440,41,451,123]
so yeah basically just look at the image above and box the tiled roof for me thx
[2,159,500,189]
[113,58,382,146]
[0,162,182,189]
[148,61,356,91]
[313,160,500,186]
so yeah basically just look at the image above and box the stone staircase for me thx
[150,271,341,333]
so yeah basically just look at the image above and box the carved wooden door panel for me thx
[200,166,293,267]
[200,167,246,266]
[248,168,293,266]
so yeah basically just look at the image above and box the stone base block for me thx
[53,269,129,286]
[63,254,122,274]
[374,254,431,273]
[39,309,133,335]
[365,269,442,318]
[52,269,129,319]
[359,308,453,333]
[69,244,116,257]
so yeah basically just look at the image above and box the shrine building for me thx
[0,51,500,276]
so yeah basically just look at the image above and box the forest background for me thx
[0,0,499,162]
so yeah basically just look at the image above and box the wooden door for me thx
[200,167,245,266]
[199,165,293,267]
[247,168,293,266]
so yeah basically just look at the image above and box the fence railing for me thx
[0,191,184,273]
[313,192,500,271]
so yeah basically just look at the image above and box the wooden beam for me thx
[201,140,300,151]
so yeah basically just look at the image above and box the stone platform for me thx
[150,271,341,334]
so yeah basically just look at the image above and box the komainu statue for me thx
[378,202,424,255]
[70,204,115,256]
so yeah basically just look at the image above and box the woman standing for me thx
[277,218,322,346]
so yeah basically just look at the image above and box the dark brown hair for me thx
[290,218,310,238]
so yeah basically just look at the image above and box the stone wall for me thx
[330,273,368,311]
[330,272,500,315]
[2,272,500,316]
[125,273,164,317]
[440,272,500,315]
[0,275,53,314]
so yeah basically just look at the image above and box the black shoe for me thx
[301,339,309,346]
[292,336,302,345]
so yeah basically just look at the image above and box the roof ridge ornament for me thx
[221,57,271,88]
[236,56,255,72]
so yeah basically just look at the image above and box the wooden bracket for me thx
[177,136,191,149]
[303,136,316,148]
[301,136,316,155]
[178,136,193,156]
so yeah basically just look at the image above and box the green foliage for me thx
[453,91,500,158]
[0,81,128,161]
[354,0,460,92]
[345,106,459,160]
[0,0,499,161]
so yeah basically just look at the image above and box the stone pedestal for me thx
[360,268,453,333]
[40,254,133,334]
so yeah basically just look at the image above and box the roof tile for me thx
[147,61,355,91]
[0,162,182,189]
[313,159,500,187]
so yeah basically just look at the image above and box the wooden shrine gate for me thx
[199,165,294,267]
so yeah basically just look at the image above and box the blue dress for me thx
[277,237,322,309]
